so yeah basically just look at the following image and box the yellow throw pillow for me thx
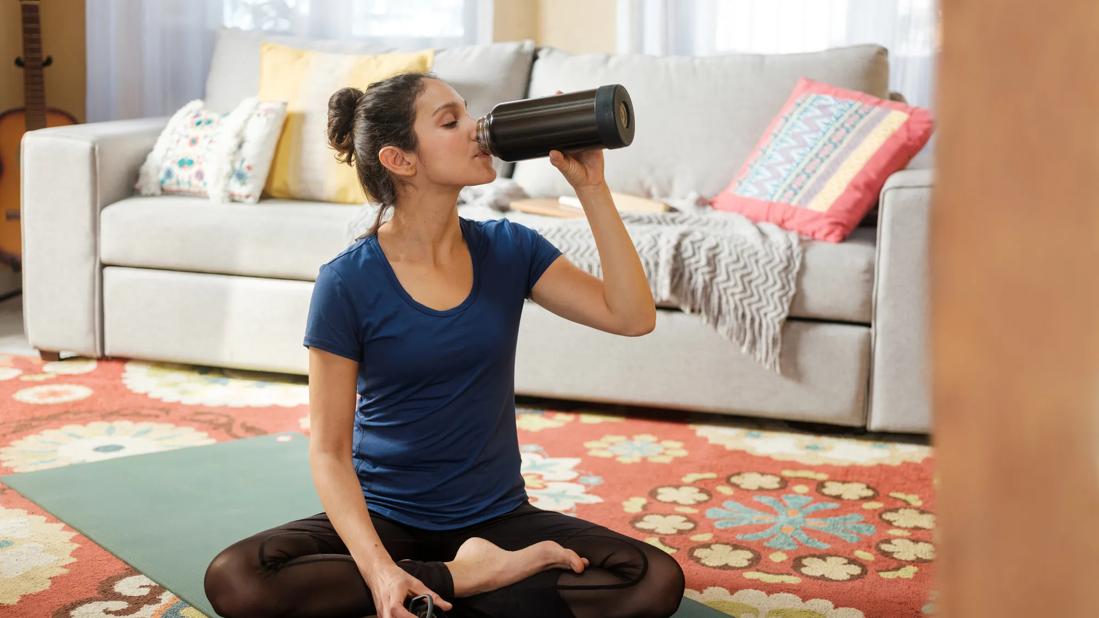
[258,42,435,204]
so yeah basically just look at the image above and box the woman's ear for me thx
[378,145,416,178]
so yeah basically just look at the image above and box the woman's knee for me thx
[564,534,686,618]
[204,541,281,618]
[645,549,686,617]
[620,546,686,618]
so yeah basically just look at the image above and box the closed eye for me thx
[444,121,458,128]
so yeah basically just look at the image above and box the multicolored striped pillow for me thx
[710,78,933,243]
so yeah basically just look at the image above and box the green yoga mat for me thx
[2,432,727,618]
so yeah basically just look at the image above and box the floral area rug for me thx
[0,354,937,617]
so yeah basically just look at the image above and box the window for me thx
[222,0,491,47]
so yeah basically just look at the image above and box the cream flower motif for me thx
[652,485,710,506]
[881,508,935,530]
[684,587,866,618]
[0,420,215,472]
[877,538,935,562]
[795,555,867,581]
[690,543,759,569]
[0,506,79,604]
[122,360,308,407]
[728,471,784,491]
[0,367,22,380]
[692,424,930,466]
[632,513,696,534]
[13,384,93,404]
[515,411,572,432]
[42,358,98,375]
[66,573,208,617]
[585,434,688,464]
[818,481,877,500]
[520,451,603,512]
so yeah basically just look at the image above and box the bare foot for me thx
[444,536,589,598]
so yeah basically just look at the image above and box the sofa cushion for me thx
[257,43,435,204]
[134,97,287,204]
[511,44,890,201]
[709,77,934,243]
[203,28,536,178]
[100,196,359,281]
[99,197,876,324]
[789,226,875,324]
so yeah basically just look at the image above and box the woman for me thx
[203,71,685,618]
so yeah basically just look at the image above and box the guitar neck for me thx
[21,0,47,130]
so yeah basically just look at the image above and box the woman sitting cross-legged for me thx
[202,71,684,618]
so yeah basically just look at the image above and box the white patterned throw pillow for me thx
[135,97,287,204]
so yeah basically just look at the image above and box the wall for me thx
[493,0,539,44]
[494,0,616,54]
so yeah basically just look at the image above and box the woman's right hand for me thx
[364,560,454,618]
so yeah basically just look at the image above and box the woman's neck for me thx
[378,202,464,266]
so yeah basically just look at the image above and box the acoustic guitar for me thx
[0,0,78,271]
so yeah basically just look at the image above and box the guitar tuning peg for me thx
[13,55,51,68]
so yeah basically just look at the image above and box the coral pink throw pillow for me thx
[709,78,933,243]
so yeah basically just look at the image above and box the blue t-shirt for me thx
[302,216,563,530]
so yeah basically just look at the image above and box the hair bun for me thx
[327,87,365,165]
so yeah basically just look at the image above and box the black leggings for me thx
[203,499,686,618]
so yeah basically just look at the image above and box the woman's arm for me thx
[308,348,455,616]
[528,146,657,336]
[307,347,391,572]
[575,180,656,330]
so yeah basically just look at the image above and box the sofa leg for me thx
[38,350,61,362]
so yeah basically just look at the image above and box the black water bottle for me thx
[475,84,635,162]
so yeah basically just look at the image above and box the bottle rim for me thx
[475,115,494,156]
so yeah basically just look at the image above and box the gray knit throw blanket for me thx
[346,179,804,375]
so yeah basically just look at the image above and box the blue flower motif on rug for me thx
[706,494,876,550]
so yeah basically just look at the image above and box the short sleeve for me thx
[514,221,563,299]
[303,264,363,361]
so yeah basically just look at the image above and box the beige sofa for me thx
[20,29,933,434]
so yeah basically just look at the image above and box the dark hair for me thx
[327,71,438,239]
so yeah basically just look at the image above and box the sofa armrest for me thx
[867,168,934,433]
[21,116,169,357]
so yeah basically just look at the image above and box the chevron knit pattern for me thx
[346,181,805,374]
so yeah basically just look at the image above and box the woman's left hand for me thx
[547,89,606,190]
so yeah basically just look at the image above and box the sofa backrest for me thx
[204,28,893,201]
[512,44,890,200]
[205,28,536,118]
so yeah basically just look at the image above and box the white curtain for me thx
[616,0,941,109]
[86,0,494,122]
